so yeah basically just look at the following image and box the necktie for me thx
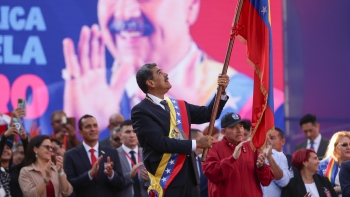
[310,141,315,150]
[160,100,170,112]
[89,149,97,178]
[130,151,141,197]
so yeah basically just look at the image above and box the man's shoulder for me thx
[295,141,307,150]
[342,160,350,169]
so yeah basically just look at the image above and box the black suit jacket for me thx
[294,136,329,159]
[340,160,350,197]
[281,173,337,197]
[131,95,227,187]
[63,144,125,197]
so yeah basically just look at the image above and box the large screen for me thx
[0,0,284,139]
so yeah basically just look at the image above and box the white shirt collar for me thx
[82,141,99,153]
[121,144,138,154]
[307,133,322,145]
[147,93,165,107]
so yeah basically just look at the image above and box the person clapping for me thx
[19,135,73,197]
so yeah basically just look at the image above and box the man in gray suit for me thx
[116,120,149,197]
[294,114,329,159]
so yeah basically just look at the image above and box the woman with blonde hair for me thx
[318,131,350,196]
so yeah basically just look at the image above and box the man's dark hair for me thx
[120,120,133,130]
[136,63,157,94]
[50,110,66,122]
[299,114,317,126]
[275,127,285,139]
[190,128,201,139]
[50,138,63,146]
[242,119,251,131]
[12,142,23,152]
[78,114,94,130]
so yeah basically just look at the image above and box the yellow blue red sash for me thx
[148,97,189,197]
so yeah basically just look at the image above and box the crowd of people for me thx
[0,63,349,197]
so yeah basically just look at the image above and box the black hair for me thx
[50,110,66,122]
[299,114,317,126]
[241,119,251,131]
[23,135,50,167]
[136,63,157,94]
[274,127,285,139]
[78,114,94,130]
[50,138,63,146]
[120,120,133,130]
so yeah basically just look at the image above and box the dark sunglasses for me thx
[113,137,120,142]
[41,145,53,151]
[338,142,350,147]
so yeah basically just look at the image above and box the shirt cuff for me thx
[108,171,115,180]
[88,172,93,180]
[192,140,196,151]
[221,94,228,100]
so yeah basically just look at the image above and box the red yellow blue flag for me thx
[235,0,275,150]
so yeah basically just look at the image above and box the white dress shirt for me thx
[262,149,291,197]
[121,144,139,168]
[82,141,114,180]
[307,134,322,152]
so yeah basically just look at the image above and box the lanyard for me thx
[123,150,141,167]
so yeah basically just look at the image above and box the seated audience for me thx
[318,131,350,196]
[282,148,337,197]
[19,135,73,197]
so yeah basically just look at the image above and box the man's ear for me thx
[186,0,200,25]
[146,80,154,88]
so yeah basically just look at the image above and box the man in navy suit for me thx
[340,160,350,196]
[64,114,125,197]
[131,63,229,197]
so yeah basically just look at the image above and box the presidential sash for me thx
[147,97,190,197]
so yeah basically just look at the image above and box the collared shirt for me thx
[121,144,139,168]
[262,149,290,197]
[307,134,322,152]
[82,141,114,180]
[19,164,73,197]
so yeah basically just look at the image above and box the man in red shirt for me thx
[203,112,274,197]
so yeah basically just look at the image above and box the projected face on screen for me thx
[97,0,199,71]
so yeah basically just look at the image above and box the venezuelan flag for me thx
[235,0,274,150]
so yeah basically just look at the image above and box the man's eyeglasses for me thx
[41,145,53,151]
[113,137,120,142]
[338,142,350,148]
[52,145,62,151]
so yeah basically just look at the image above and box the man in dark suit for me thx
[131,63,229,197]
[64,114,125,197]
[294,114,329,159]
[191,129,208,197]
[116,120,149,197]
[340,160,350,197]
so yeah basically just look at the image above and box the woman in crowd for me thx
[19,135,73,197]
[0,108,28,197]
[318,131,350,196]
[282,148,337,197]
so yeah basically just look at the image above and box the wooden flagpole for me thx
[201,0,245,162]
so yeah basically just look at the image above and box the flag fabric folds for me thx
[235,0,275,150]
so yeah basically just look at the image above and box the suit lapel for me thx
[144,98,170,121]
[97,146,106,181]
[77,144,92,170]
[118,147,132,171]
